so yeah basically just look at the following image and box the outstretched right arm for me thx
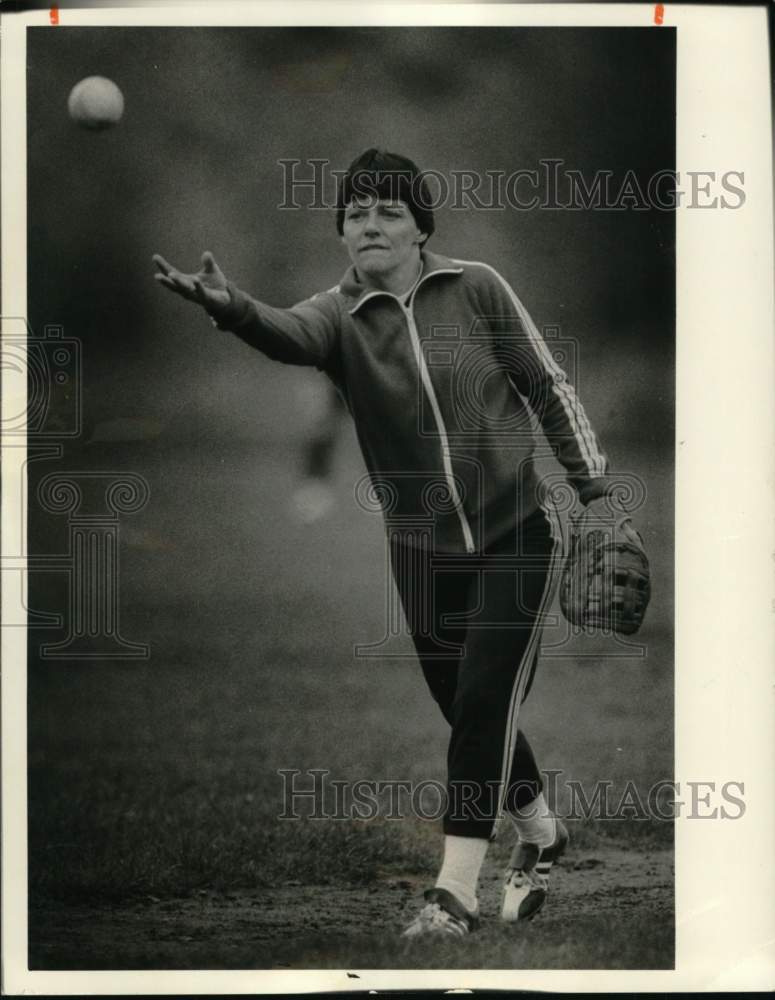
[152,251,339,369]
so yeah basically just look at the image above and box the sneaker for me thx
[501,819,568,922]
[402,887,479,938]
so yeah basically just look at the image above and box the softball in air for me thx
[67,76,124,129]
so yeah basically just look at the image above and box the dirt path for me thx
[29,845,673,970]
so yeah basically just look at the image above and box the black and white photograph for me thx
[1,2,773,993]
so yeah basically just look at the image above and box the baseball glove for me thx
[559,502,651,636]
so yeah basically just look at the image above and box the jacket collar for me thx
[339,249,464,314]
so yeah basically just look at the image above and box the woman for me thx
[153,148,611,937]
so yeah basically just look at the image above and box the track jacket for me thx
[209,249,609,553]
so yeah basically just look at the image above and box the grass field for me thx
[27,408,674,970]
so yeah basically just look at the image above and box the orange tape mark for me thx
[654,3,664,24]
[50,5,59,24]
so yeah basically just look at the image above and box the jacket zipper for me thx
[351,270,475,554]
[400,288,475,555]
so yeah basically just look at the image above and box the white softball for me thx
[67,76,124,130]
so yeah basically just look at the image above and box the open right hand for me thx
[152,251,231,312]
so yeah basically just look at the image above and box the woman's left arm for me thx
[484,264,611,505]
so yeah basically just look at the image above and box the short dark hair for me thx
[335,148,435,240]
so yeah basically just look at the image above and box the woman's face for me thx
[341,196,425,286]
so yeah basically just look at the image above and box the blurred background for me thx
[27,27,674,449]
[24,27,675,967]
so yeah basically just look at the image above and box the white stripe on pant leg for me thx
[494,533,561,830]
[497,504,564,816]
[493,506,564,833]
[497,533,561,813]
[500,502,564,785]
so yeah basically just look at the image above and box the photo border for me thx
[2,2,773,994]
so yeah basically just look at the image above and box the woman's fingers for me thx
[152,253,176,276]
[155,270,197,299]
[153,253,222,304]
[153,255,195,294]
[154,272,177,290]
[153,254,198,290]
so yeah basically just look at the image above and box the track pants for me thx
[390,506,560,839]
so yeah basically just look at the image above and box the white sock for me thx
[509,791,556,848]
[434,834,488,914]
